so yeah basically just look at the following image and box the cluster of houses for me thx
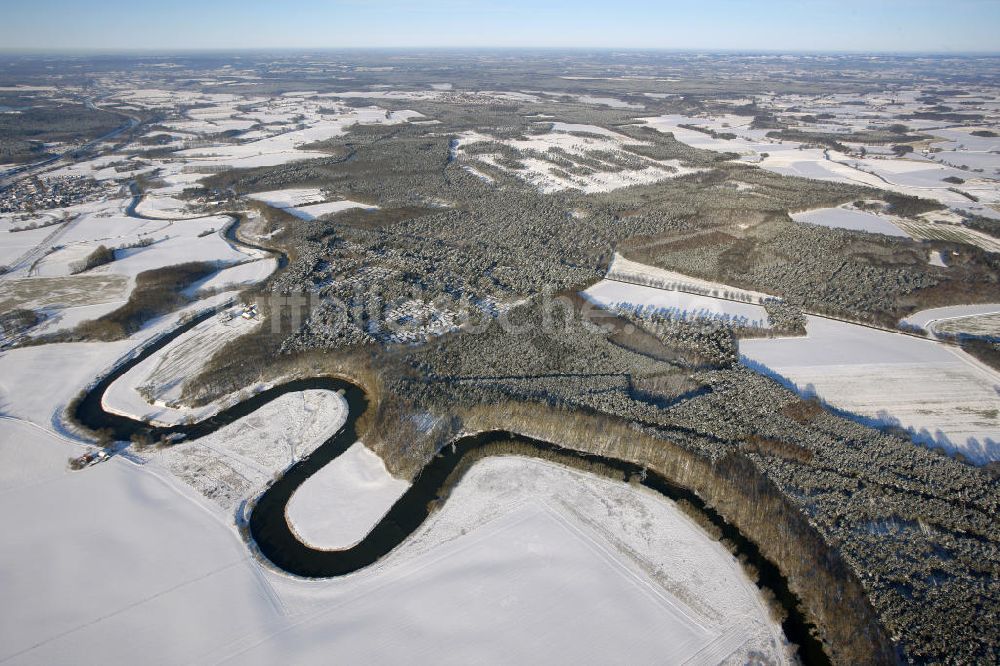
[241,302,259,320]
[220,302,259,323]
[0,176,102,213]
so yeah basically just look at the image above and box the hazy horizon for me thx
[3,0,999,54]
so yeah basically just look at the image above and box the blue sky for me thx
[2,0,998,53]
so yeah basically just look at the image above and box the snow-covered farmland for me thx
[32,218,251,280]
[741,316,1000,463]
[2,193,256,286]
[641,114,766,154]
[604,252,772,302]
[584,280,771,329]
[153,389,348,513]
[247,188,378,221]
[889,216,1000,254]
[170,103,415,170]
[102,307,260,424]
[0,225,57,267]
[0,419,284,665]
[286,441,409,549]
[183,257,276,295]
[0,403,786,665]
[934,313,1000,339]
[0,292,237,428]
[134,194,194,219]
[246,188,328,209]
[925,127,1000,175]
[575,94,644,109]
[0,274,130,312]
[279,200,375,221]
[268,456,787,664]
[641,111,1000,220]
[792,206,909,238]
[902,303,1000,338]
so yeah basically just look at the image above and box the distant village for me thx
[0,176,106,214]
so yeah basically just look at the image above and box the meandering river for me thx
[72,214,830,664]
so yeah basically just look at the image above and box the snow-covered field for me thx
[925,127,1000,175]
[934,313,1000,339]
[153,389,348,513]
[641,114,766,154]
[0,418,283,665]
[284,200,377,221]
[134,194,194,220]
[169,103,416,170]
[575,94,644,109]
[247,188,328,209]
[0,409,786,665]
[0,274,130,312]
[247,188,377,220]
[642,110,1000,222]
[184,258,277,295]
[902,303,1000,338]
[102,306,261,423]
[582,253,773,328]
[0,225,57,267]
[604,252,772,302]
[741,316,1000,462]
[286,441,409,549]
[0,292,235,426]
[585,280,771,329]
[889,216,1000,254]
[792,206,909,238]
[0,182,273,342]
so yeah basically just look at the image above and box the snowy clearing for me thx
[605,252,772,302]
[247,188,327,208]
[184,258,277,295]
[792,206,909,238]
[741,316,1000,463]
[248,188,377,220]
[286,441,410,550]
[285,200,377,221]
[584,280,771,329]
[454,127,701,194]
